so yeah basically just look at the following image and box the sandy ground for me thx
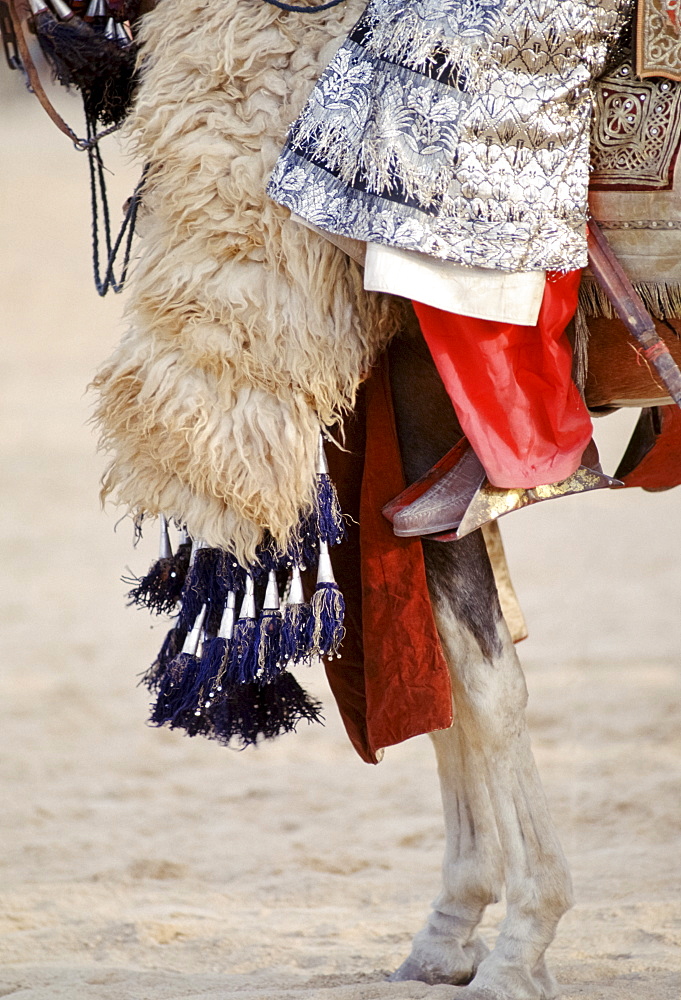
[0,68,680,1000]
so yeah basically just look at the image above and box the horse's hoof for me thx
[438,989,508,1000]
[387,956,475,986]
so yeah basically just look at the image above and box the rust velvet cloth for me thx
[323,358,453,764]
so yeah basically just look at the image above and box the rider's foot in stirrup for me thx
[384,439,622,541]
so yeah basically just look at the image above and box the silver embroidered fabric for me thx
[268,0,634,272]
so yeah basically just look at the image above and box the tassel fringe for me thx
[228,618,259,685]
[208,674,324,748]
[572,303,591,394]
[32,4,137,127]
[309,582,345,659]
[140,623,186,691]
[149,652,203,728]
[257,610,284,681]
[135,439,345,747]
[124,540,192,615]
[280,603,312,667]
[315,473,346,546]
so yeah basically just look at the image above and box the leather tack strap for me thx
[5,0,82,143]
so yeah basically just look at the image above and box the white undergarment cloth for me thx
[290,213,546,324]
[363,243,547,325]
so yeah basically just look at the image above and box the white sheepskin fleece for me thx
[93,0,402,564]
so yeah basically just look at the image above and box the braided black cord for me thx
[260,0,347,12]
[86,111,144,296]
[82,0,348,293]
[101,168,145,293]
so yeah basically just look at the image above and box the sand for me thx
[0,71,679,1000]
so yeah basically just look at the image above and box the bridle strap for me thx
[5,0,81,143]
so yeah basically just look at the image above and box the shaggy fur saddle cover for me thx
[93,0,401,566]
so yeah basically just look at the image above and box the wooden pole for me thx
[587,219,681,409]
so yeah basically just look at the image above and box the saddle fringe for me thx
[579,277,681,321]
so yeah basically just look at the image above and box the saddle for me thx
[583,7,681,487]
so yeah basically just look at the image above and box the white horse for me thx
[92,3,675,999]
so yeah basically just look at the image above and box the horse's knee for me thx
[441,638,528,755]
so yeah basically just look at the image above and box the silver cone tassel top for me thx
[238,574,256,620]
[218,591,236,641]
[316,540,336,585]
[114,19,132,46]
[50,0,75,19]
[85,0,108,18]
[188,537,206,567]
[158,514,172,561]
[287,565,305,605]
[182,604,207,656]
[263,570,280,611]
[317,433,329,476]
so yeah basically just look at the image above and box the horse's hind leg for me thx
[387,318,573,999]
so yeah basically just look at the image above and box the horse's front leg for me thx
[390,676,501,984]
[386,325,504,986]
[387,320,573,999]
[426,538,573,1000]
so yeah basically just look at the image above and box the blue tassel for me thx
[149,652,203,727]
[225,556,246,594]
[257,610,283,682]
[255,528,317,575]
[252,534,280,577]
[315,473,346,546]
[228,618,259,684]
[309,581,345,659]
[213,551,238,605]
[184,587,237,723]
[198,636,229,704]
[148,605,208,732]
[256,570,283,681]
[203,553,237,636]
[226,576,258,683]
[280,603,312,666]
[177,545,218,630]
[174,546,239,637]
[287,519,319,571]
[140,623,187,692]
[208,673,324,748]
[124,539,192,615]
[187,635,228,711]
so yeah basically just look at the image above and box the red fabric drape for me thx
[360,355,454,753]
[323,357,454,763]
[412,270,592,487]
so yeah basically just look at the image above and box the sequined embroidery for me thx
[591,57,681,189]
[268,0,634,272]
